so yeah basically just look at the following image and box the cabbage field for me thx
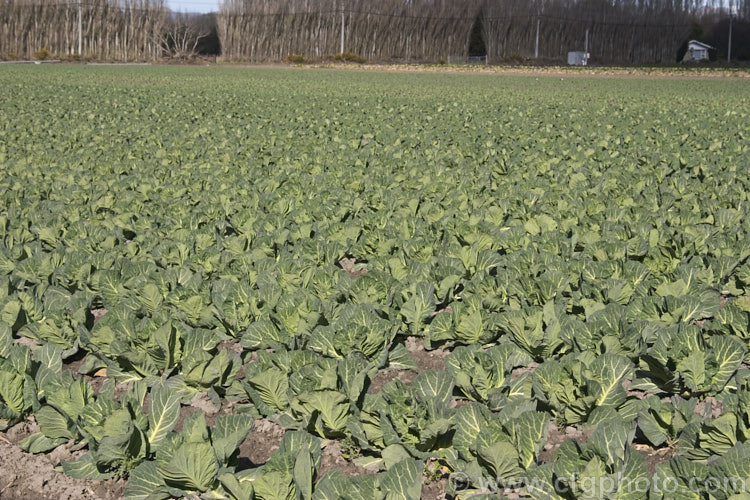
[0,66,749,499]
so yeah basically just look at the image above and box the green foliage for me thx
[0,66,748,498]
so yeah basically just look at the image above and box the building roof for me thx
[687,40,715,50]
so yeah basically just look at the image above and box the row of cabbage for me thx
[0,67,749,498]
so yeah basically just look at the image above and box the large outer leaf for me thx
[212,414,254,465]
[0,369,24,415]
[456,309,485,344]
[508,411,549,469]
[400,282,435,336]
[292,390,350,437]
[710,442,750,497]
[693,413,738,459]
[147,385,181,451]
[637,409,669,448]
[265,430,322,477]
[293,447,314,500]
[36,404,76,440]
[677,352,707,393]
[219,471,254,500]
[97,424,148,469]
[588,420,633,466]
[137,283,163,313]
[252,470,295,500]
[588,353,633,408]
[0,323,12,358]
[60,452,112,480]
[525,463,568,500]
[313,470,379,500]
[615,449,649,500]
[241,319,289,350]
[18,432,67,454]
[379,458,423,500]
[650,458,707,500]
[708,335,745,392]
[385,344,417,372]
[477,441,523,482]
[453,403,492,460]
[411,370,454,405]
[248,367,290,411]
[157,441,218,492]
[123,461,170,500]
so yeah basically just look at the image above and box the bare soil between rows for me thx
[0,419,125,500]
[222,62,750,80]
[0,333,705,499]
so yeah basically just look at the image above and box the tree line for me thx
[1,0,748,63]
[0,0,168,60]
[218,0,750,64]
[0,0,217,61]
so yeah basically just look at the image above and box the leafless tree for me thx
[161,12,210,59]
[216,0,748,64]
[0,0,167,61]
[218,0,482,62]
[1,0,747,63]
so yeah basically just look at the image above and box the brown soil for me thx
[0,421,124,500]
[694,396,723,419]
[62,356,86,374]
[720,294,730,307]
[189,392,222,415]
[317,440,374,479]
[217,339,243,354]
[368,337,450,394]
[3,418,38,445]
[12,337,38,348]
[174,395,235,432]
[538,422,593,463]
[369,369,418,394]
[91,308,107,324]
[237,418,286,467]
[422,460,448,499]
[405,336,450,372]
[369,337,451,393]
[0,402,253,500]
[339,257,368,278]
[633,444,674,476]
[422,478,448,499]
[221,61,750,80]
[510,362,539,382]
[622,379,649,400]
[333,63,750,80]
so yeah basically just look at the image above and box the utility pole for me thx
[728,12,733,62]
[340,0,345,54]
[78,0,82,55]
[534,15,540,58]
[584,28,589,53]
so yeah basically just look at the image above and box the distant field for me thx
[0,66,749,499]
[302,62,750,79]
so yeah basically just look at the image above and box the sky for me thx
[166,0,220,13]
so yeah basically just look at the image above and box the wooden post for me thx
[340,0,345,55]
[728,13,733,62]
[584,28,588,54]
[78,1,82,55]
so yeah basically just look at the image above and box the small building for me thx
[567,51,589,66]
[682,40,714,62]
